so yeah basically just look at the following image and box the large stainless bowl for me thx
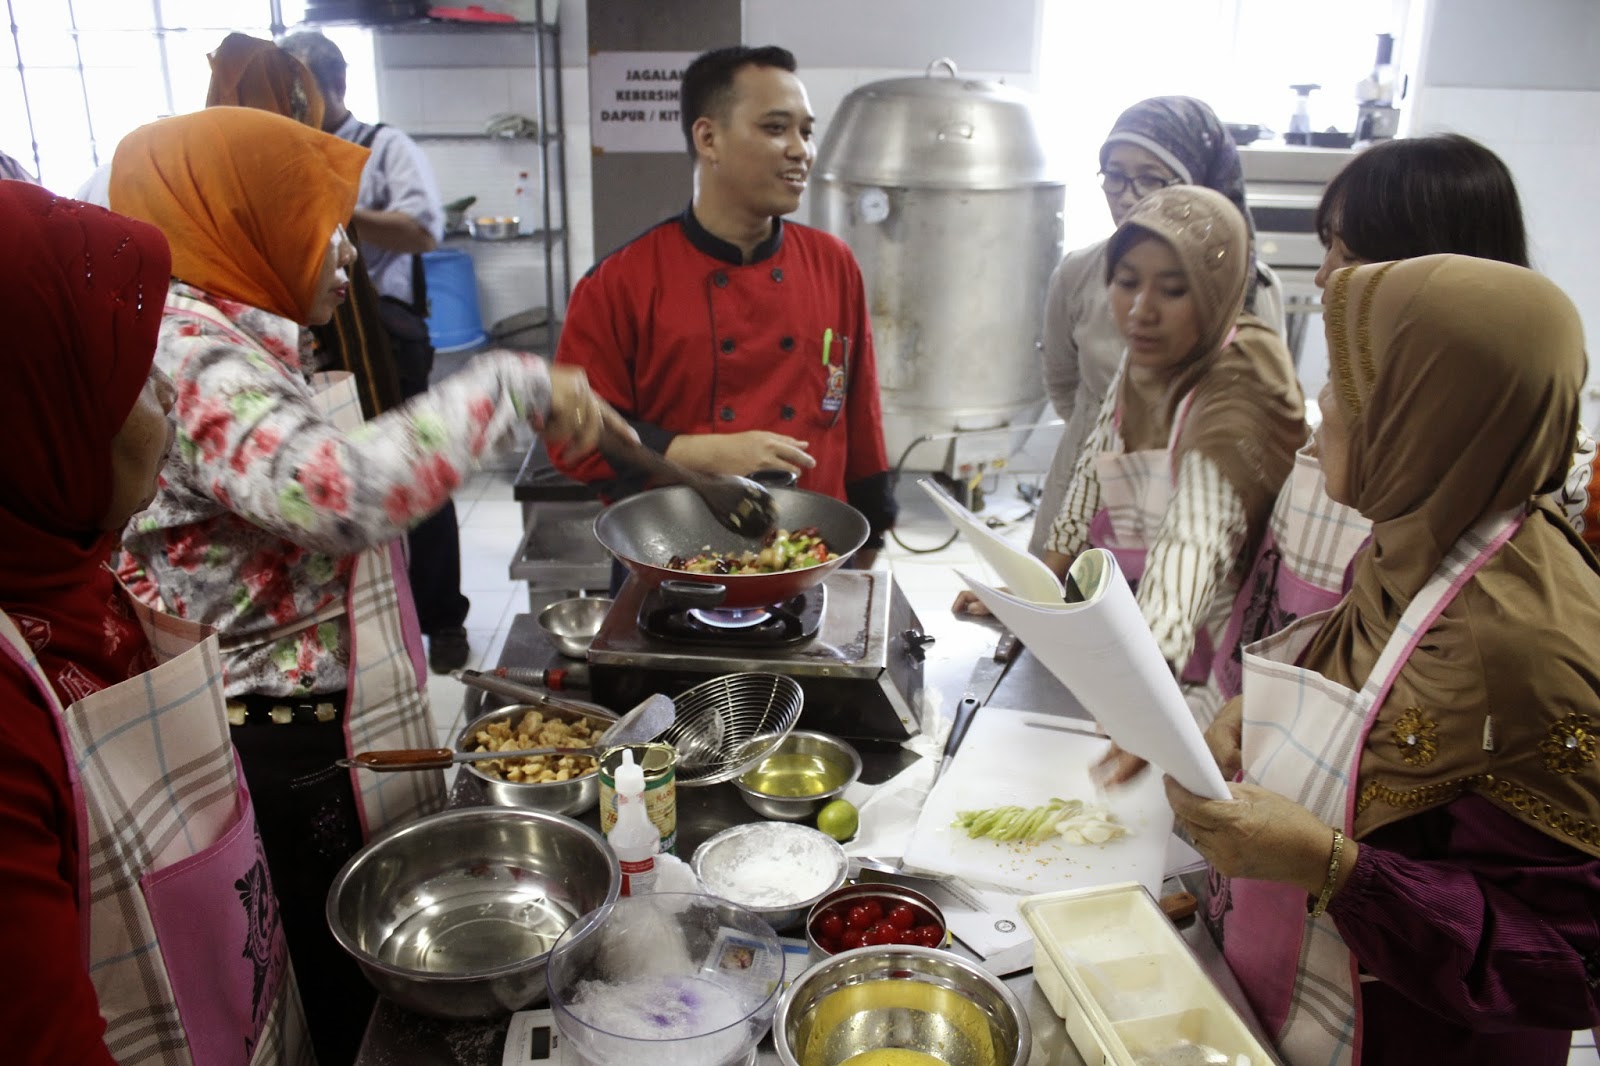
[327,807,620,1019]
[537,596,612,658]
[733,731,862,821]
[774,944,1032,1066]
[456,704,604,816]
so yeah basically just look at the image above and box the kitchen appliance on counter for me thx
[1239,144,1359,359]
[587,570,931,742]
[813,58,1064,485]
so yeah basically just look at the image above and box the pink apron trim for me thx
[139,769,286,1066]
[1214,530,1346,699]
[1342,513,1525,831]
[388,540,427,689]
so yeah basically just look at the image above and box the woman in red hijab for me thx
[0,183,313,1063]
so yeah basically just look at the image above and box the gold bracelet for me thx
[1309,828,1345,919]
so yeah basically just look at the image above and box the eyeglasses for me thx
[1099,170,1181,197]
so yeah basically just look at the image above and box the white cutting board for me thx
[902,707,1173,895]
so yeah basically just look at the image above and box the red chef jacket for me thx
[551,208,897,540]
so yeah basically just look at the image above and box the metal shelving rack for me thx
[301,5,571,353]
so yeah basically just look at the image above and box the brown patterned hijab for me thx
[1108,185,1307,533]
[1302,254,1600,856]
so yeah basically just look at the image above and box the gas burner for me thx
[638,586,825,648]
[689,606,772,629]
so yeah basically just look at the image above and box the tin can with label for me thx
[599,742,678,854]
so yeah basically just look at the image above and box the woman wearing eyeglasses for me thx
[1026,97,1285,557]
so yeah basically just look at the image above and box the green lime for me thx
[816,799,859,842]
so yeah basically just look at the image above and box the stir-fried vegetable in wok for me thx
[667,526,839,575]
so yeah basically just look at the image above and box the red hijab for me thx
[0,183,172,705]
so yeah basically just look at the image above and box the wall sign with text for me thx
[588,51,698,154]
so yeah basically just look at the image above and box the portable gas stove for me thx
[586,570,933,741]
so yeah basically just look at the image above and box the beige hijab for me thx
[1303,254,1600,855]
[1108,185,1307,534]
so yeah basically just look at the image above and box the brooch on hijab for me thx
[1391,706,1440,767]
[1541,714,1598,775]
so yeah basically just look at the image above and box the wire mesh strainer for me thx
[649,673,804,786]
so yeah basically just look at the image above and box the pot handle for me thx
[339,748,455,772]
[926,57,958,78]
[660,579,728,608]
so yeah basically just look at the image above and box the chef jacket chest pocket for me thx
[789,332,850,430]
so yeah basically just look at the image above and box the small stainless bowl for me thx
[733,730,861,821]
[327,807,620,1019]
[773,944,1032,1066]
[537,596,612,659]
[692,821,848,933]
[456,703,607,816]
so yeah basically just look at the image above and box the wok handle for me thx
[660,579,727,608]
[342,748,455,772]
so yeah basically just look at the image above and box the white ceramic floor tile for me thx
[1577,1028,1599,1049]
[463,499,526,530]
[463,583,519,632]
[1569,1041,1600,1065]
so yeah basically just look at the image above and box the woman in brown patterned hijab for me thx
[1167,253,1600,1065]
[1304,253,1600,846]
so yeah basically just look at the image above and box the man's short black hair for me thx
[280,31,347,96]
[679,45,798,158]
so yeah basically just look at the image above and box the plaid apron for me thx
[0,606,313,1066]
[166,295,444,836]
[1088,391,1229,722]
[1213,508,1523,1066]
[1215,442,1372,699]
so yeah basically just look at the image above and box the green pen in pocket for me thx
[822,327,833,366]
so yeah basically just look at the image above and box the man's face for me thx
[699,64,815,221]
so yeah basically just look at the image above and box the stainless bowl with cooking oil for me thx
[773,943,1032,1066]
[733,730,861,821]
[326,807,620,1019]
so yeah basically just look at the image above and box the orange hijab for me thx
[205,33,324,130]
[109,107,367,324]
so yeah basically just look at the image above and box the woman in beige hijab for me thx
[962,184,1306,724]
[1166,255,1600,1065]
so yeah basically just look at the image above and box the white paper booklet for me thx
[920,480,1231,801]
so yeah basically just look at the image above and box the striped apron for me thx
[0,606,313,1066]
[1212,509,1522,1066]
[1088,391,1231,725]
[1213,442,1371,701]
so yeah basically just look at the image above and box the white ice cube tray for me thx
[1020,882,1280,1066]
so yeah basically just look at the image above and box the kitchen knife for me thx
[934,629,1022,784]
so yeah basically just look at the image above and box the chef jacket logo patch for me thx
[821,366,847,413]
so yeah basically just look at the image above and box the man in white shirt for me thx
[283,31,471,673]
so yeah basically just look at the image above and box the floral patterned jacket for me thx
[121,282,552,697]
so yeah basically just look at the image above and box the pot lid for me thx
[815,58,1061,190]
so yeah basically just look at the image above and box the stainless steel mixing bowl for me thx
[456,704,605,816]
[732,730,862,821]
[692,821,848,933]
[326,807,620,1019]
[773,944,1032,1066]
[537,596,612,658]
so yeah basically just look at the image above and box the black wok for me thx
[594,486,870,609]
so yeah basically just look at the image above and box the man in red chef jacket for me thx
[551,44,896,566]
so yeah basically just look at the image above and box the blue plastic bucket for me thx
[421,249,487,352]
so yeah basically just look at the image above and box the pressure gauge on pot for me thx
[856,186,890,225]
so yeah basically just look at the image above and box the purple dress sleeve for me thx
[1328,793,1600,1034]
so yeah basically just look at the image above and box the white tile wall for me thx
[1410,85,1600,425]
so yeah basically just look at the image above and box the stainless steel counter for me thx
[353,579,1254,1065]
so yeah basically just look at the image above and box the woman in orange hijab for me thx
[110,107,627,1064]
[204,32,403,418]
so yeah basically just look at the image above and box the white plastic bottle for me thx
[608,750,659,896]
[513,170,536,236]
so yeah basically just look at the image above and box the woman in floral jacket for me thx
[109,106,622,1065]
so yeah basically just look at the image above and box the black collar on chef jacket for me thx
[680,204,785,266]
